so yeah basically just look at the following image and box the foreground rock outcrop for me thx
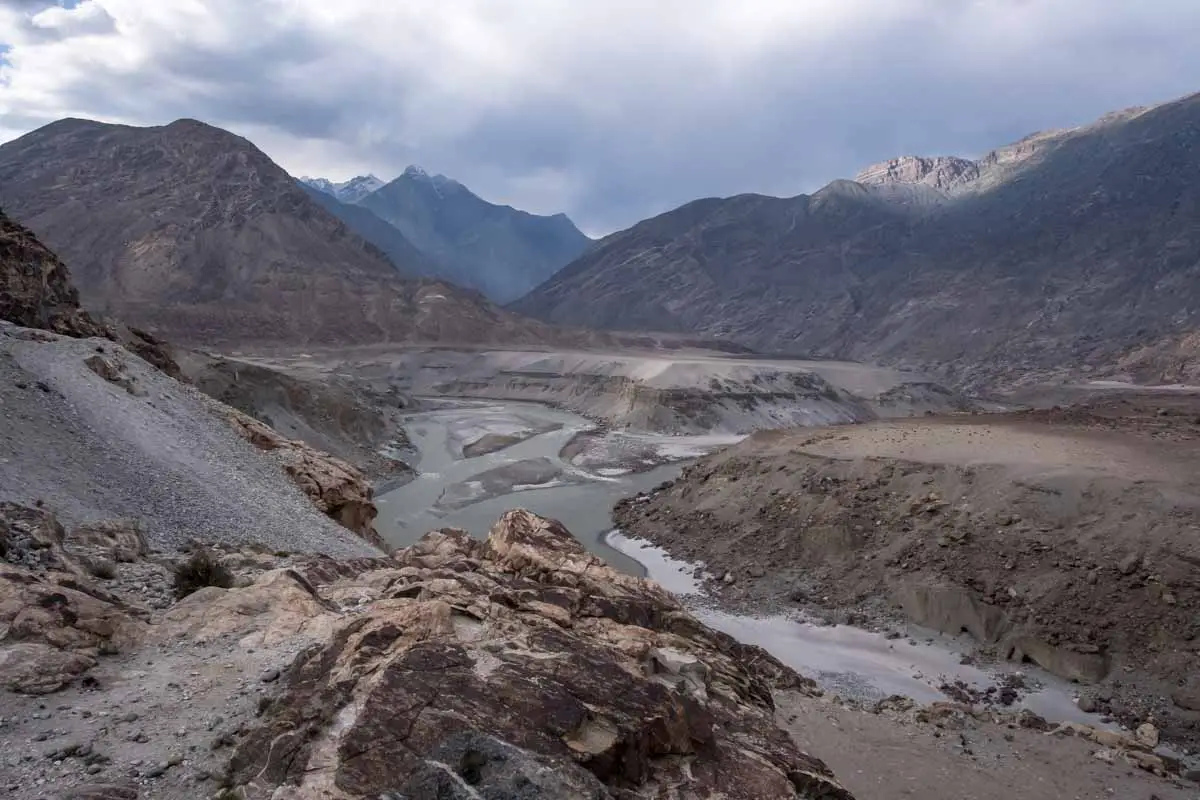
[0,503,148,694]
[7,504,1196,799]
[229,510,849,799]
[0,503,852,798]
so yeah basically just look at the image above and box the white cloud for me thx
[1,0,1198,232]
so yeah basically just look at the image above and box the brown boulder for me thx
[228,510,851,800]
[157,568,339,649]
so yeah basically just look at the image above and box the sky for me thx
[1,1,1198,236]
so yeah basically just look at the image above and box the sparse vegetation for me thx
[172,548,234,599]
[86,558,117,580]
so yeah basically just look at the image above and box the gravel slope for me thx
[0,322,379,558]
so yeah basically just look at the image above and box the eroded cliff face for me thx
[0,211,106,339]
[0,503,854,799]
[0,210,180,378]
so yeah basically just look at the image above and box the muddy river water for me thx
[378,398,1107,726]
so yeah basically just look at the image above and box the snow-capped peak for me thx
[300,174,385,204]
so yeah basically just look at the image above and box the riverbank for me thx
[606,531,1107,722]
[612,394,1200,756]
[605,529,1199,795]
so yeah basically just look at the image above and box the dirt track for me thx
[614,393,1200,749]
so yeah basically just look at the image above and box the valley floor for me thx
[5,327,1198,798]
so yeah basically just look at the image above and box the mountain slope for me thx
[359,166,591,303]
[515,93,1200,386]
[297,182,437,277]
[0,118,582,348]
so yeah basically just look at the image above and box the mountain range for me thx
[514,92,1200,386]
[302,167,591,302]
[0,118,589,348]
[298,174,385,204]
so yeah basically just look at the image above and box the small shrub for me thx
[173,548,234,599]
[86,558,117,580]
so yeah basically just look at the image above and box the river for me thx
[377,398,1108,727]
[375,398,693,575]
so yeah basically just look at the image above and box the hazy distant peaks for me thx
[300,173,386,204]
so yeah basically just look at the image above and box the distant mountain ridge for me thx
[297,182,438,278]
[0,117,598,348]
[302,164,591,303]
[513,92,1200,387]
[300,174,385,204]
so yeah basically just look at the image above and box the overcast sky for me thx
[1,0,1198,235]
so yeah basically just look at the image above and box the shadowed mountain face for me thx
[297,182,437,278]
[514,93,1200,387]
[0,118,581,348]
[355,166,592,303]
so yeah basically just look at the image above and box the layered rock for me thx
[227,510,852,799]
[853,155,979,192]
[0,503,147,694]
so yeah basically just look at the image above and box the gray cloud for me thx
[1,1,1198,234]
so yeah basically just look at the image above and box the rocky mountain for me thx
[358,165,592,303]
[515,92,1200,387]
[299,173,385,204]
[0,118,588,348]
[297,181,437,277]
